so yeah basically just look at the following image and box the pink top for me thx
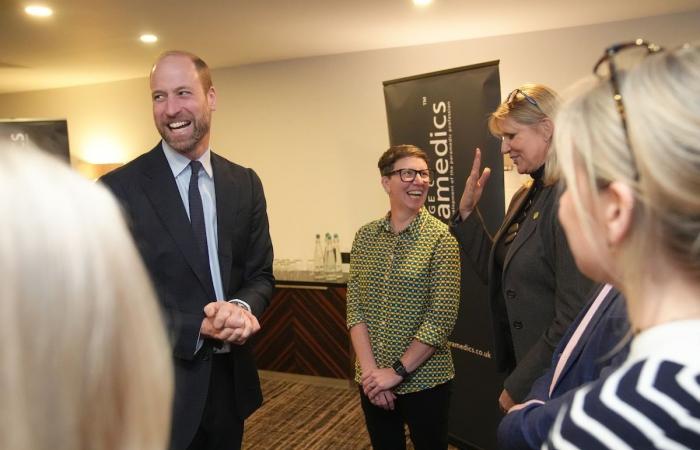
[548,284,613,397]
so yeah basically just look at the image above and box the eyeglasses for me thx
[593,39,663,179]
[385,168,434,182]
[505,88,542,112]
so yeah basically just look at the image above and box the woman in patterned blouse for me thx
[545,41,700,448]
[347,144,461,450]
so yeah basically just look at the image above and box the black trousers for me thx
[187,353,244,450]
[359,381,452,450]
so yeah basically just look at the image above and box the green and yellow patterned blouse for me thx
[347,207,460,394]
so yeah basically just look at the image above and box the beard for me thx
[156,110,211,155]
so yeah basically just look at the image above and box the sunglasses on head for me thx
[505,88,542,112]
[593,38,663,180]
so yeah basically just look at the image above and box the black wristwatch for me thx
[392,359,410,379]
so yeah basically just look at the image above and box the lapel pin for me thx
[533,211,540,220]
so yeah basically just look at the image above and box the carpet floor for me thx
[242,373,460,449]
[242,375,371,449]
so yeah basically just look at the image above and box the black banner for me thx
[384,62,504,450]
[0,119,70,162]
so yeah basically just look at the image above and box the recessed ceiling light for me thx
[140,34,158,44]
[25,5,53,17]
[413,0,432,6]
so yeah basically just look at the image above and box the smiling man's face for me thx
[150,54,216,159]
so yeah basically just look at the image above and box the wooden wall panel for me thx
[252,285,352,379]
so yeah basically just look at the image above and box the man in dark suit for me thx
[101,51,274,450]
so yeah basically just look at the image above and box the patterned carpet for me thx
[242,375,371,449]
[243,374,460,449]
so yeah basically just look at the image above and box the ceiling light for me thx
[413,0,432,6]
[139,34,158,44]
[25,5,53,17]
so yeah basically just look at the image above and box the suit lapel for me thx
[492,183,531,246]
[212,152,240,295]
[502,183,545,272]
[139,145,215,299]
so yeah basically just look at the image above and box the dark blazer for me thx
[496,285,630,449]
[100,144,274,449]
[451,181,594,401]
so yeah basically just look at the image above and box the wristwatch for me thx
[392,359,410,379]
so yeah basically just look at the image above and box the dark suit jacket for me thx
[496,285,630,449]
[100,144,274,449]
[451,182,594,401]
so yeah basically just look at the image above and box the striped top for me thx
[347,208,460,394]
[545,319,700,449]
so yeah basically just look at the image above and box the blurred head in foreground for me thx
[0,140,173,450]
[555,42,700,328]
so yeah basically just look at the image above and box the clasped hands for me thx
[200,301,260,345]
[361,368,403,411]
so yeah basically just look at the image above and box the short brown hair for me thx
[151,50,213,92]
[378,145,429,175]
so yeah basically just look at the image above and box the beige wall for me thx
[1,11,698,260]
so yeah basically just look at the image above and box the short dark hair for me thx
[377,145,429,175]
[152,50,213,92]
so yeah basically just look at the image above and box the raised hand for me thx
[459,148,491,220]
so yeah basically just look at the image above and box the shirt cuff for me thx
[195,333,204,354]
[228,298,251,312]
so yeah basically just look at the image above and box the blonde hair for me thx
[0,142,173,450]
[489,83,561,183]
[555,42,700,290]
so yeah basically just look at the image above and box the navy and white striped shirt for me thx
[544,320,700,449]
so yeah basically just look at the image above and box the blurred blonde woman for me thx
[0,142,173,450]
[545,41,700,447]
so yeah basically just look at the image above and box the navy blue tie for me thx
[188,161,209,261]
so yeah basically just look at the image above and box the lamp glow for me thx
[140,34,158,44]
[82,136,125,165]
[413,0,432,6]
[25,5,53,17]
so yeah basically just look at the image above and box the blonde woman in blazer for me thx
[451,84,594,411]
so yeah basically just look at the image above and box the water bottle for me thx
[333,233,341,271]
[324,233,334,271]
[313,234,323,271]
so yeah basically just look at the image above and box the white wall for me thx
[1,11,698,260]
